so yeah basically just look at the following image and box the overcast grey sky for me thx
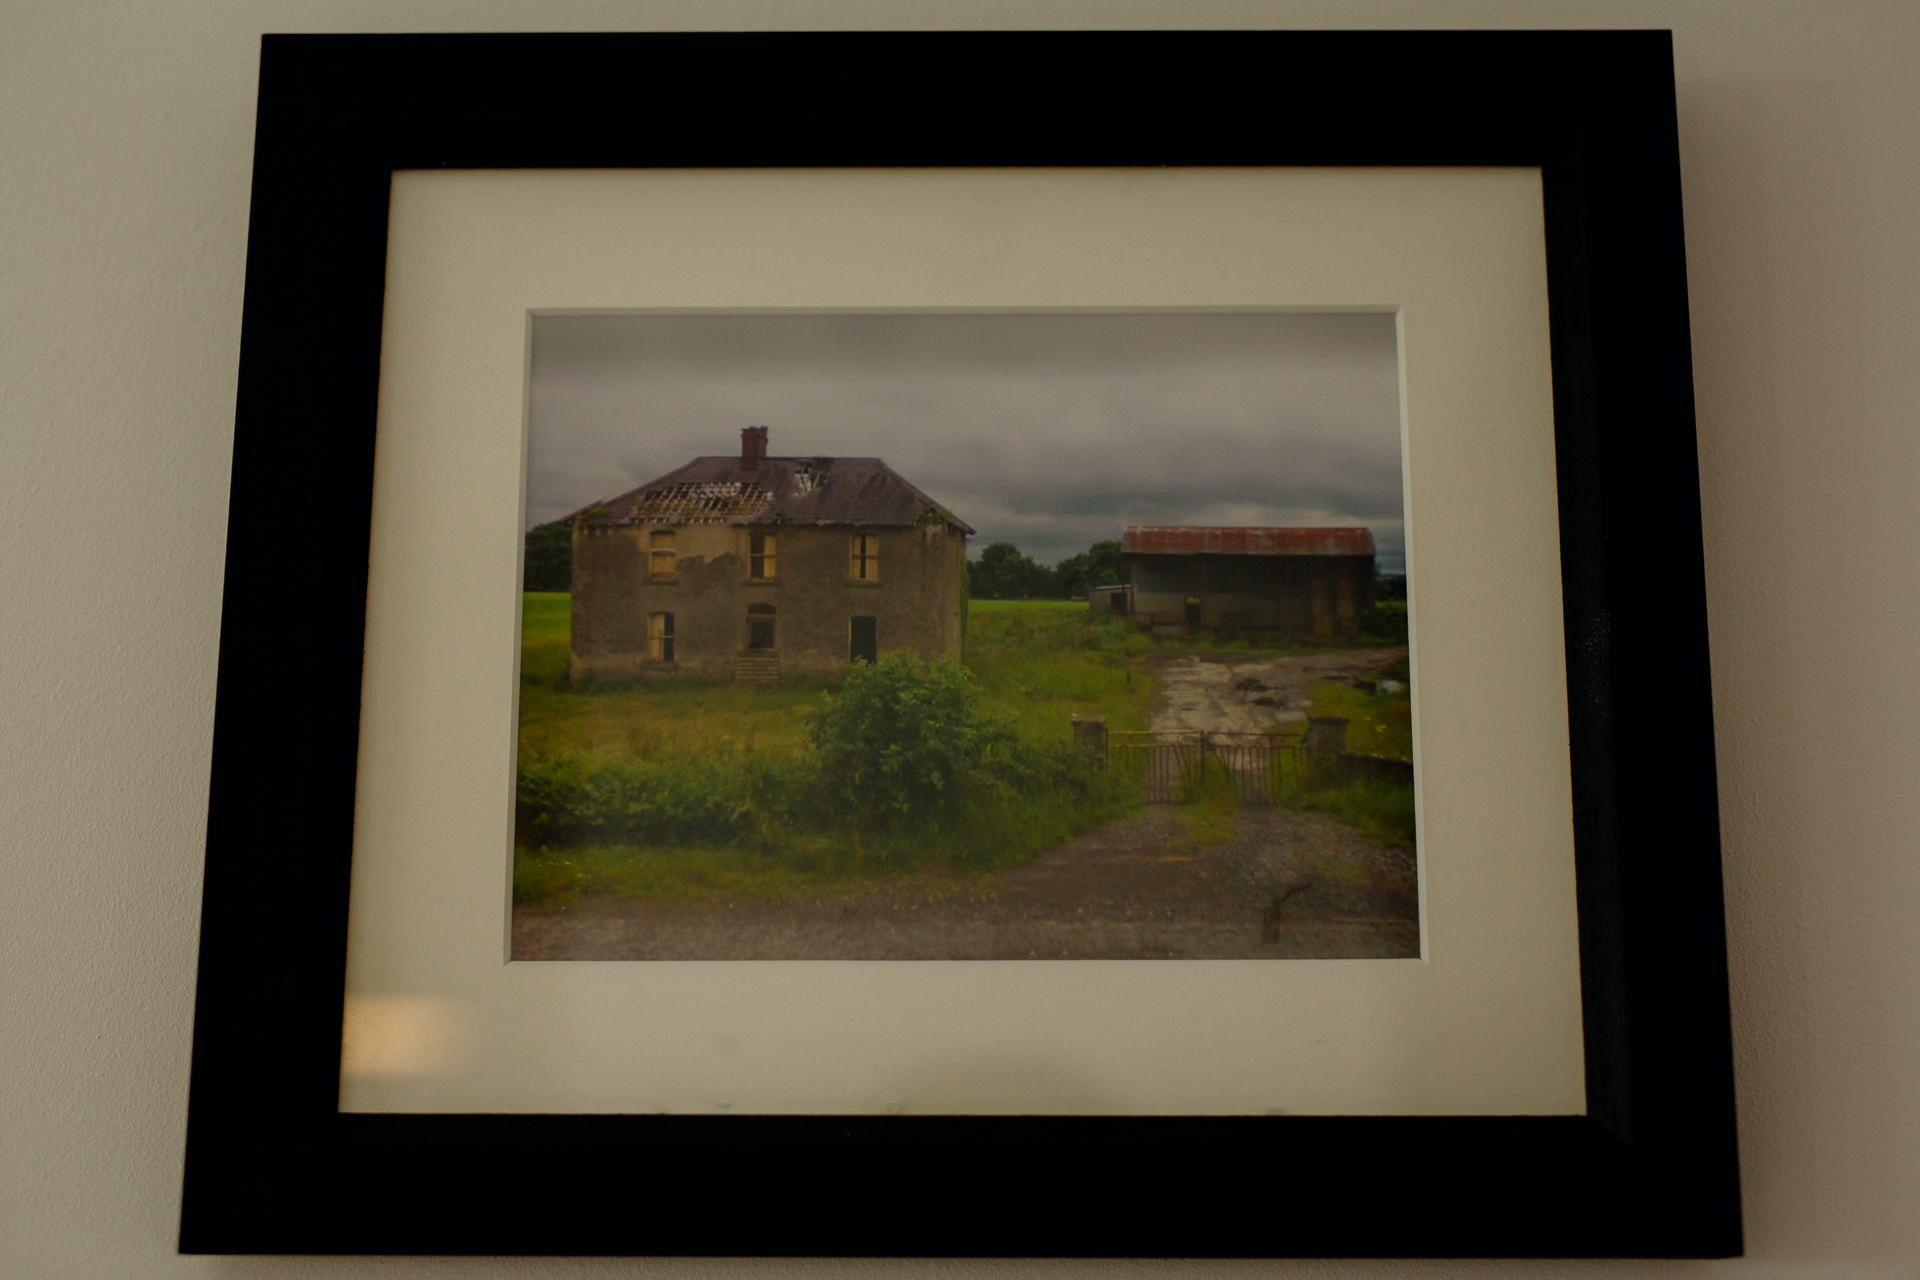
[527,312,1406,573]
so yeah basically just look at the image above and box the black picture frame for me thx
[180,30,1740,1257]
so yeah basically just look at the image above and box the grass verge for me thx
[1176,760,1242,846]
[1280,776,1417,849]
[1300,680,1413,760]
[1271,666,1417,848]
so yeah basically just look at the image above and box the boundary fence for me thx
[1107,729,1308,804]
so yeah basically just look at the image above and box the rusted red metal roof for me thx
[1121,526,1376,557]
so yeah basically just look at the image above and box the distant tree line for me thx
[524,519,573,592]
[967,540,1126,601]
[966,543,1411,605]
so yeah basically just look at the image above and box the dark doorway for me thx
[648,612,674,663]
[849,615,877,665]
[747,603,775,650]
[1184,596,1202,629]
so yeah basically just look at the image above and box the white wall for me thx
[2,2,1915,1277]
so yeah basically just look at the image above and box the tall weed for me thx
[1281,776,1417,849]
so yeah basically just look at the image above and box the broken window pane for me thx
[649,530,676,578]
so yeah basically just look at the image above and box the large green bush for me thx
[807,652,1022,829]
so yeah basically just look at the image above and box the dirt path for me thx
[1150,647,1409,734]
[512,805,1417,960]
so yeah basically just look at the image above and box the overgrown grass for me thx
[512,744,1137,905]
[1176,759,1242,845]
[967,599,1089,612]
[1267,670,1417,848]
[1281,775,1418,849]
[511,594,1419,901]
[520,591,572,687]
[518,590,818,762]
[522,679,820,763]
[1301,681,1414,760]
[1144,624,1408,658]
[963,603,1157,739]
[517,596,1157,761]
[514,842,846,904]
[969,597,1410,654]
[1166,631,1331,656]
[513,597,1150,904]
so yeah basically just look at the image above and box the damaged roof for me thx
[1122,526,1377,557]
[571,456,975,534]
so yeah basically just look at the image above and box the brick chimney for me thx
[741,425,769,470]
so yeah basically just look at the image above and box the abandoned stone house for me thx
[1118,525,1377,640]
[567,427,973,684]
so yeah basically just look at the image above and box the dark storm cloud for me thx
[527,312,1406,572]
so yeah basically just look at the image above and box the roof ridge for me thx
[562,451,974,534]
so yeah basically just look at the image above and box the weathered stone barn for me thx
[1121,526,1377,640]
[567,427,973,684]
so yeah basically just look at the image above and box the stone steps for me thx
[734,652,781,686]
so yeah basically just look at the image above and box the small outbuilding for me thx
[1120,526,1377,640]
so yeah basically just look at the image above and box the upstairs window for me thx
[649,530,676,579]
[648,612,675,662]
[850,533,879,582]
[750,530,776,580]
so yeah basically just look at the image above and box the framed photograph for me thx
[181,31,1741,1256]
[509,308,1420,965]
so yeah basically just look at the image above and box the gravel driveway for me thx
[513,805,1417,961]
[1151,647,1408,734]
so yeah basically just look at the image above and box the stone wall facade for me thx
[570,520,966,682]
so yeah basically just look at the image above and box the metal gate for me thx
[1108,730,1306,804]
[1108,730,1202,802]
[1208,731,1308,805]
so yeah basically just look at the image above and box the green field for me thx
[513,595,1415,900]
[1301,679,1413,761]
[514,594,1154,903]
[965,598,1091,612]
[518,594,1153,762]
